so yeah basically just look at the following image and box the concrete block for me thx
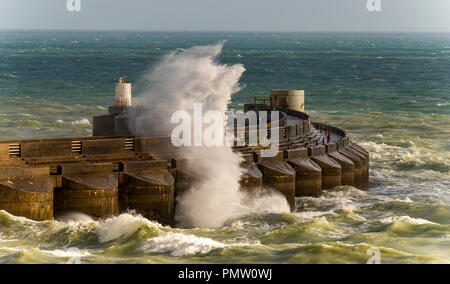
[256,151,284,163]
[93,114,116,137]
[54,163,118,218]
[21,141,73,159]
[339,149,364,189]
[288,158,322,197]
[119,160,174,225]
[311,155,342,190]
[343,146,369,190]
[0,144,9,161]
[328,152,355,186]
[134,137,176,156]
[326,143,338,153]
[308,145,326,157]
[0,166,53,221]
[82,139,127,156]
[258,160,296,211]
[240,162,263,195]
[240,154,254,163]
[284,148,308,160]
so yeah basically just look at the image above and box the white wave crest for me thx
[379,216,437,225]
[97,213,161,243]
[71,118,91,126]
[56,212,94,224]
[142,232,227,257]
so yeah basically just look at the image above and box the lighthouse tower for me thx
[93,76,150,136]
[115,76,132,107]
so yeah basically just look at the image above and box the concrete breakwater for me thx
[0,89,369,225]
[0,135,368,225]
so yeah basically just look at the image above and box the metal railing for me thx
[71,141,82,154]
[125,138,134,151]
[9,143,20,157]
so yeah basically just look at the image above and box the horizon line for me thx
[1,28,450,34]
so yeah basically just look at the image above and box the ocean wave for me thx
[0,210,163,245]
[14,119,43,127]
[379,216,437,225]
[360,141,449,174]
[280,242,449,264]
[71,118,91,126]
[97,213,161,243]
[141,232,227,257]
[295,187,372,216]
[382,216,450,239]
[2,73,18,79]
[260,217,348,245]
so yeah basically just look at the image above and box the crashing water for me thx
[0,32,449,263]
[132,43,290,229]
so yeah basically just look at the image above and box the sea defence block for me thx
[54,163,118,218]
[171,159,199,200]
[134,137,178,159]
[349,143,370,184]
[344,145,369,190]
[285,148,322,197]
[256,152,296,211]
[82,139,128,156]
[239,154,263,195]
[21,141,73,159]
[325,143,338,154]
[0,167,53,221]
[349,142,368,155]
[309,146,342,190]
[119,160,175,225]
[338,149,364,189]
[0,144,10,161]
[328,151,355,186]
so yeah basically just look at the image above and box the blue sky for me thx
[1,0,449,32]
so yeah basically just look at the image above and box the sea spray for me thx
[56,213,94,224]
[134,42,290,228]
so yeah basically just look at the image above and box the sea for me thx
[0,31,449,264]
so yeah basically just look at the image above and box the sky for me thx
[0,0,449,32]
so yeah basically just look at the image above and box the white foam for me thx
[247,191,291,215]
[142,232,227,257]
[97,213,160,243]
[43,248,91,258]
[379,216,437,225]
[294,211,333,220]
[71,118,91,126]
[56,212,94,224]
[394,197,413,203]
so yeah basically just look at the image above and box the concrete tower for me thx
[115,76,132,107]
[93,76,153,136]
[270,90,305,112]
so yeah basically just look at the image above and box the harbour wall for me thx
[0,124,369,225]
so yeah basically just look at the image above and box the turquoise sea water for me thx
[0,32,449,263]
